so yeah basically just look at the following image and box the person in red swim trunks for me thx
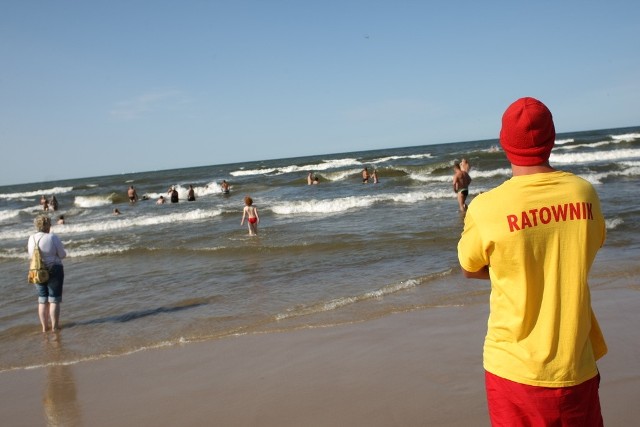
[458,97,607,426]
[240,195,260,236]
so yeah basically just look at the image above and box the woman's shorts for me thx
[485,370,603,427]
[36,264,64,304]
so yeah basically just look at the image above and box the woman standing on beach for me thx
[240,196,260,236]
[28,215,67,332]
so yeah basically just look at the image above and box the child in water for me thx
[240,196,260,236]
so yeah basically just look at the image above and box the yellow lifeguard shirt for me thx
[458,171,607,387]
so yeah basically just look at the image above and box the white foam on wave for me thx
[605,217,623,230]
[0,209,224,240]
[271,196,374,214]
[407,167,511,184]
[556,133,639,152]
[620,160,640,168]
[230,167,277,177]
[611,132,640,142]
[68,244,134,258]
[407,172,449,183]
[274,271,454,322]
[580,172,609,185]
[5,339,180,373]
[469,168,512,179]
[0,210,20,222]
[230,153,435,178]
[321,169,362,182]
[275,278,423,320]
[555,138,574,145]
[270,190,452,216]
[145,182,225,200]
[555,140,612,151]
[279,158,362,174]
[0,243,134,260]
[370,153,432,164]
[0,205,53,224]
[0,186,74,200]
[0,247,28,260]
[551,148,640,165]
[56,209,224,235]
[483,144,501,153]
[75,194,116,208]
[231,158,363,177]
[580,162,640,184]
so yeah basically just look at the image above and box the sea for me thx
[1,126,639,372]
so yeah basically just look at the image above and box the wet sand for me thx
[1,285,638,426]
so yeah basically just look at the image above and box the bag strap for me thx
[33,234,45,251]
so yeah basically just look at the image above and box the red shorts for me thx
[485,371,603,427]
[248,217,257,224]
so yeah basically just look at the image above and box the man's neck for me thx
[511,162,556,177]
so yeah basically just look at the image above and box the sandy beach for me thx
[0,282,637,426]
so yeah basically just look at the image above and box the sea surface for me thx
[1,126,639,372]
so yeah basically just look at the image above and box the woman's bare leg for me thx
[50,303,61,331]
[38,302,50,332]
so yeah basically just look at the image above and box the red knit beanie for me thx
[499,97,555,166]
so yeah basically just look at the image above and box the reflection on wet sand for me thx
[43,333,82,427]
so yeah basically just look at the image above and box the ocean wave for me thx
[581,163,640,184]
[231,167,277,177]
[67,244,134,258]
[406,171,450,183]
[230,153,436,178]
[56,209,224,235]
[270,191,452,215]
[321,169,363,182]
[605,218,623,230]
[74,194,117,208]
[143,181,225,200]
[482,144,501,153]
[231,158,363,177]
[0,186,74,200]
[0,205,59,224]
[275,271,451,321]
[581,172,610,185]
[0,243,134,260]
[72,182,226,207]
[554,140,613,151]
[620,160,640,168]
[555,138,574,145]
[282,158,362,174]
[555,134,638,151]
[467,168,512,179]
[370,153,433,163]
[271,196,374,214]
[550,148,640,165]
[0,209,21,222]
[0,247,28,260]
[0,208,224,240]
[1,340,179,373]
[406,166,511,183]
[611,132,640,142]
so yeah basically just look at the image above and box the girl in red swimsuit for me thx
[240,196,260,236]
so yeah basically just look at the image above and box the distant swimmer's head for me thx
[34,215,51,232]
[500,97,555,166]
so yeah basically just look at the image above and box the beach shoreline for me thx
[1,282,638,426]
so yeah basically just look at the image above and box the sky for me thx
[1,1,639,186]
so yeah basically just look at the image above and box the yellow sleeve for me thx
[457,210,489,273]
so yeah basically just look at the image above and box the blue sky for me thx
[1,1,639,186]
